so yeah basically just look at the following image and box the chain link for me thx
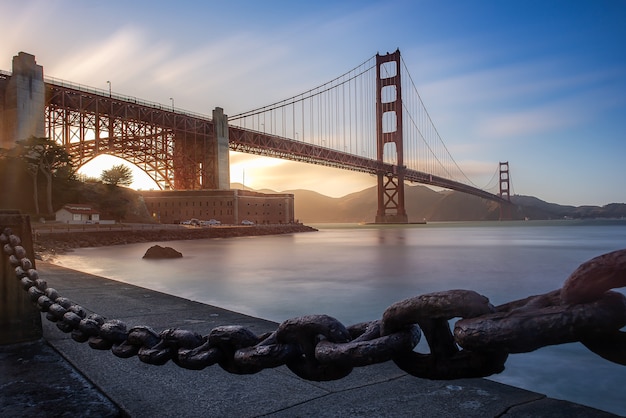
[2,227,625,381]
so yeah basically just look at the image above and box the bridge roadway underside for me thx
[5,262,614,417]
[229,126,504,204]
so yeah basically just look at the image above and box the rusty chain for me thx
[2,226,625,381]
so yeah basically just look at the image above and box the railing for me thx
[45,75,214,121]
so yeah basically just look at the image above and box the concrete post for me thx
[0,210,42,345]
[213,107,231,190]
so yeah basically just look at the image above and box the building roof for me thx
[58,204,100,215]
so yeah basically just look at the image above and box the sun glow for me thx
[77,155,159,190]
[76,152,288,192]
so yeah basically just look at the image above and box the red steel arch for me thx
[45,83,221,190]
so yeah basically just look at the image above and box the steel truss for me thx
[45,84,217,190]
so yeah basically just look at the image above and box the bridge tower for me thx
[375,50,408,224]
[499,161,512,220]
[499,161,510,201]
[0,52,45,148]
[212,107,231,190]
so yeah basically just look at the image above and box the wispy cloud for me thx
[476,103,581,139]
[408,43,625,150]
[475,81,625,140]
[49,27,169,82]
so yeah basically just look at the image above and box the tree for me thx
[15,136,73,215]
[101,164,134,186]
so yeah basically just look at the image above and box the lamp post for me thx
[169,97,174,111]
[107,81,111,97]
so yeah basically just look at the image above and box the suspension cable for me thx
[230,56,376,121]
[400,56,481,188]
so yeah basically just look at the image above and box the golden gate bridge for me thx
[0,50,511,223]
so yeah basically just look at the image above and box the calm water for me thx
[54,220,626,415]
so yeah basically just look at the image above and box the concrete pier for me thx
[0,52,45,148]
[0,211,42,345]
[0,262,618,417]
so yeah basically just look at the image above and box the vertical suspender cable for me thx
[342,81,346,152]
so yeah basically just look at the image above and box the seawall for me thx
[33,224,317,256]
[4,262,616,417]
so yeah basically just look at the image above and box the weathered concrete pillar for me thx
[0,52,45,149]
[0,210,42,345]
[213,107,231,190]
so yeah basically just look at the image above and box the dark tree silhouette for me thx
[100,164,134,186]
[15,136,73,215]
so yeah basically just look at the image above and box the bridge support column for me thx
[0,52,45,149]
[375,50,408,224]
[213,107,230,190]
[376,169,408,224]
[0,210,42,345]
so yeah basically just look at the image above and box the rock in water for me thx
[142,245,183,259]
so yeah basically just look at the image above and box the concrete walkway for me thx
[1,263,619,417]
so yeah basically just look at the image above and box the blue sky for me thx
[2,0,625,206]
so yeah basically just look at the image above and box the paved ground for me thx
[1,263,620,417]
[0,340,120,417]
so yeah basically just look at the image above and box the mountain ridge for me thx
[232,183,626,223]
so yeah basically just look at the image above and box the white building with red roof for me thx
[55,204,102,224]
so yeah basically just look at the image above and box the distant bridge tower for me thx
[375,50,408,224]
[499,161,511,220]
[499,161,510,201]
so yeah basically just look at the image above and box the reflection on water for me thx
[55,220,626,415]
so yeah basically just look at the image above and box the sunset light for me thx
[2,1,624,205]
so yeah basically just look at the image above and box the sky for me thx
[2,0,625,206]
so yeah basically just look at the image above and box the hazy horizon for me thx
[227,182,625,208]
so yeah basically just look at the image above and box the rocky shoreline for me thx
[33,224,317,261]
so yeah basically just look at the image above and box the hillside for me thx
[275,185,626,223]
[11,178,622,225]
[0,170,155,223]
[282,185,504,223]
[65,181,155,223]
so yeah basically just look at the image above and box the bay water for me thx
[53,220,626,415]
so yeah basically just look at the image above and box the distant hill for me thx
[231,183,626,223]
[48,182,624,225]
[283,185,504,222]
